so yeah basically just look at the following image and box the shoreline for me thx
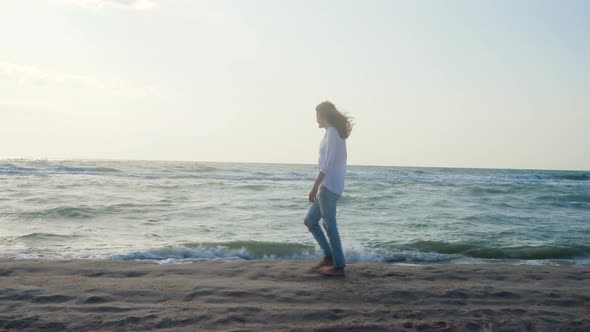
[1,259,589,331]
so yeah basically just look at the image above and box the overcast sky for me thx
[1,0,588,170]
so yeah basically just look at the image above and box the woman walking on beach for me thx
[304,101,353,276]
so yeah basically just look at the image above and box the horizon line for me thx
[0,156,587,172]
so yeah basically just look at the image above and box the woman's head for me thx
[315,101,354,139]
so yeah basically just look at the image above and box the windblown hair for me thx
[316,101,354,139]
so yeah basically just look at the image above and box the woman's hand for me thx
[309,186,318,203]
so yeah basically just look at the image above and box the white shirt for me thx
[318,126,347,196]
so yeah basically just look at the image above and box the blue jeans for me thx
[304,186,346,269]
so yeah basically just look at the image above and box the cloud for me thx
[0,61,96,88]
[55,0,157,11]
[0,61,158,97]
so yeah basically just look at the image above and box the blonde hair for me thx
[316,101,354,139]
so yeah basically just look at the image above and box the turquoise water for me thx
[1,159,589,266]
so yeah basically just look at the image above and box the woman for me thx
[304,101,353,276]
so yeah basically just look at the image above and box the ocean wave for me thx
[109,240,454,264]
[8,200,223,221]
[229,183,272,190]
[15,232,83,241]
[346,171,590,186]
[111,241,316,262]
[552,173,590,181]
[16,203,152,220]
[538,194,590,203]
[55,165,122,173]
[91,166,121,172]
[170,164,219,173]
[378,240,590,260]
[6,239,587,264]
[464,186,510,194]
[497,172,590,183]
[0,164,122,176]
[21,206,108,219]
[0,165,38,175]
[172,169,590,184]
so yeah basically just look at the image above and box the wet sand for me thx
[0,259,589,331]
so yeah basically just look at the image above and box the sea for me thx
[1,158,589,266]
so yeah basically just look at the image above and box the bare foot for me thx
[318,266,345,276]
[310,257,334,270]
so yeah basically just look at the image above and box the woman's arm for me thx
[309,171,326,203]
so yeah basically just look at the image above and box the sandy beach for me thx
[0,259,588,331]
